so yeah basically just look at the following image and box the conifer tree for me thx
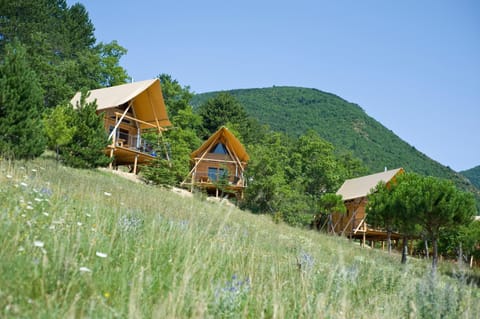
[61,93,111,168]
[0,40,46,159]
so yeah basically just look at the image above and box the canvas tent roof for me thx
[191,126,249,162]
[336,168,404,201]
[70,79,171,128]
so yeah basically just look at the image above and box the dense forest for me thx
[462,165,480,189]
[192,87,480,204]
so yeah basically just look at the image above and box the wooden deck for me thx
[106,145,156,170]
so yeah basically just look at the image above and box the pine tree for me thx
[0,40,46,159]
[61,92,111,168]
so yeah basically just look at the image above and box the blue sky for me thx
[69,0,479,171]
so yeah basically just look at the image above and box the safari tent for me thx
[182,127,249,199]
[331,168,404,244]
[70,79,171,173]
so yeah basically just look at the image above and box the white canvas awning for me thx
[70,79,171,128]
[336,168,404,201]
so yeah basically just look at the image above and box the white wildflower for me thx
[20,182,28,187]
[34,198,43,202]
[43,212,49,217]
[77,222,82,226]
[26,205,34,210]
[79,267,92,273]
[34,240,44,248]
[85,213,91,217]
[104,192,112,197]
[31,169,37,172]
[96,251,108,258]
[18,246,25,252]
[6,174,12,179]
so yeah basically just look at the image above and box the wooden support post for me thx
[133,155,138,174]
[362,222,366,247]
[109,148,114,170]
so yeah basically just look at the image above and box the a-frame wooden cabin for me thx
[332,168,404,244]
[182,127,249,199]
[70,79,171,173]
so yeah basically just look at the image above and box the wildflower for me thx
[79,267,92,273]
[34,198,43,202]
[103,292,110,298]
[31,169,37,172]
[77,222,83,226]
[6,174,12,179]
[26,205,34,210]
[18,246,25,252]
[43,212,49,217]
[85,213,91,217]
[104,192,112,196]
[213,275,251,315]
[40,187,53,197]
[297,250,315,272]
[96,251,108,258]
[34,240,44,248]
[20,182,28,187]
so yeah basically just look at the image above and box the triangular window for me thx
[210,143,228,155]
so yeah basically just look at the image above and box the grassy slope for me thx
[193,87,480,210]
[461,165,480,189]
[1,157,479,318]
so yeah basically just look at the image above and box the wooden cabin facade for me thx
[332,168,404,243]
[182,127,249,199]
[70,79,171,173]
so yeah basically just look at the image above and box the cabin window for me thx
[210,143,228,155]
[208,167,227,181]
[118,128,129,144]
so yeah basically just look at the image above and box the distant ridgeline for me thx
[192,86,479,209]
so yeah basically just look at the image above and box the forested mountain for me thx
[461,166,480,189]
[192,87,477,195]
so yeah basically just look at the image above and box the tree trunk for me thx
[387,230,392,254]
[432,237,438,271]
[401,236,408,264]
[424,238,429,259]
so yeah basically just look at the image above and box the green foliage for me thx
[242,129,367,226]
[197,92,249,138]
[0,39,46,159]
[367,172,477,268]
[60,93,111,168]
[43,103,76,160]
[192,87,479,206]
[461,165,480,189]
[142,128,201,187]
[0,0,129,107]
[158,73,194,119]
[97,40,131,87]
[142,75,202,187]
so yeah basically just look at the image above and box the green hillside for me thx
[192,86,477,195]
[462,165,480,189]
[1,156,479,317]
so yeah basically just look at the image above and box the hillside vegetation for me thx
[192,87,479,211]
[1,156,479,318]
[192,87,476,192]
[462,165,480,189]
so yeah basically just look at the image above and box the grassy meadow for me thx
[1,156,479,318]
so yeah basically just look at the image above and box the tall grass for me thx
[1,156,479,318]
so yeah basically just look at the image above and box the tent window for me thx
[210,143,228,155]
[208,167,227,181]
